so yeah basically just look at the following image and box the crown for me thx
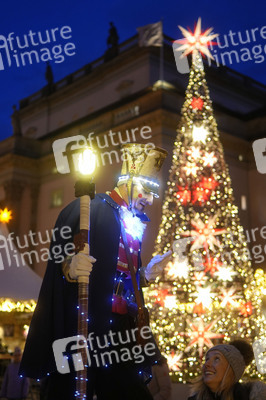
[118,143,168,198]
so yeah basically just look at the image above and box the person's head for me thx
[118,182,154,215]
[190,340,254,400]
[117,143,168,215]
[202,349,234,394]
[13,346,22,363]
[203,340,254,394]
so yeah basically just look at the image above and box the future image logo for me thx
[52,327,156,374]
[172,41,190,74]
[53,335,90,374]
[52,135,88,174]
[52,126,156,172]
[252,138,266,174]
[0,226,75,270]
[0,25,76,71]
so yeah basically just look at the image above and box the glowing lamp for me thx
[167,259,189,279]
[193,286,214,308]
[214,266,237,281]
[78,148,97,175]
[0,208,12,223]
[192,125,208,143]
[164,295,177,310]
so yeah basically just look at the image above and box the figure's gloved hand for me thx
[145,250,172,281]
[69,253,96,280]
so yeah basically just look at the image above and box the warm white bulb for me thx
[78,148,96,175]
[192,125,208,143]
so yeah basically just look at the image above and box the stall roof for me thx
[0,223,42,301]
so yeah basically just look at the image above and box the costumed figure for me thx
[20,143,171,400]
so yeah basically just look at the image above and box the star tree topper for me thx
[176,17,218,59]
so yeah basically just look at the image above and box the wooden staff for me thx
[75,177,95,400]
[76,195,90,400]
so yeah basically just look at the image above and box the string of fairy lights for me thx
[144,18,266,383]
[0,299,36,313]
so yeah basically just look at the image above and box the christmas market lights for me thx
[0,298,36,312]
[0,207,12,223]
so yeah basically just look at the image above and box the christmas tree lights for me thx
[144,19,266,383]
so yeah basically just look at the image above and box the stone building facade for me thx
[0,34,265,276]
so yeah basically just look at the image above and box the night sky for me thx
[0,0,266,141]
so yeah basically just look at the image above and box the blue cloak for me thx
[20,193,127,379]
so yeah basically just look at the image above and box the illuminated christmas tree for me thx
[144,19,266,383]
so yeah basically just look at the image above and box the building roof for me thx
[13,33,266,144]
[19,34,266,118]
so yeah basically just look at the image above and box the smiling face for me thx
[131,184,153,215]
[202,350,229,392]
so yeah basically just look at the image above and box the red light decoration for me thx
[181,318,224,358]
[239,301,253,317]
[193,302,205,315]
[203,257,223,276]
[191,97,204,110]
[199,177,219,191]
[192,187,210,204]
[175,186,191,205]
[154,289,169,307]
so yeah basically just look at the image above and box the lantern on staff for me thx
[53,137,97,400]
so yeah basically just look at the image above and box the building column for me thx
[29,183,40,235]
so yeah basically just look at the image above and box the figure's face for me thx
[202,351,229,392]
[131,184,153,215]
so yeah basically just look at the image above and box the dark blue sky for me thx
[0,0,266,141]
